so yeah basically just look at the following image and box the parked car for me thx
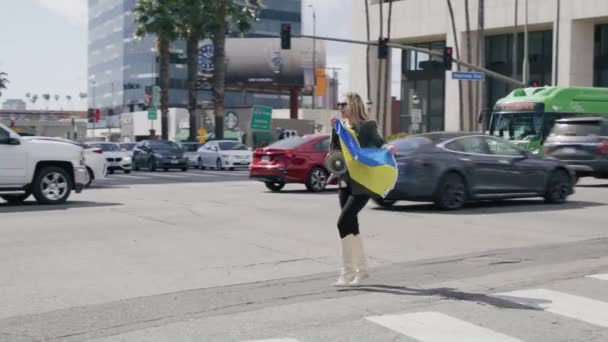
[85,142,132,174]
[372,132,575,210]
[544,117,608,182]
[250,134,337,192]
[119,142,137,156]
[179,142,202,168]
[0,123,87,205]
[196,140,252,170]
[132,140,188,172]
[81,144,107,187]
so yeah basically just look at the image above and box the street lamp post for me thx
[523,0,529,84]
[308,3,316,110]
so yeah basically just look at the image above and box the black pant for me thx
[337,184,370,239]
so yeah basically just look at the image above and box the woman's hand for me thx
[387,144,397,155]
[330,117,337,129]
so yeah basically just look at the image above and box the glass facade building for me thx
[595,24,608,87]
[88,0,302,127]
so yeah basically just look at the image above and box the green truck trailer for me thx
[483,86,608,153]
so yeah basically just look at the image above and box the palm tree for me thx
[464,0,473,130]
[381,0,394,136]
[133,0,180,140]
[0,72,9,98]
[42,94,51,110]
[66,95,72,110]
[476,0,485,131]
[446,0,464,130]
[364,0,371,102]
[176,0,260,142]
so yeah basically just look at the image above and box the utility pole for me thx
[512,0,518,80]
[523,0,529,84]
[308,3,316,110]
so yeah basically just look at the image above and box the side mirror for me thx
[8,137,21,145]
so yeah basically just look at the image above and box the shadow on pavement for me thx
[0,201,122,213]
[576,183,608,188]
[339,284,547,311]
[373,199,605,215]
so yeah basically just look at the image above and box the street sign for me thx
[250,105,272,131]
[198,128,207,136]
[451,71,485,81]
[152,86,161,107]
[148,109,157,120]
[411,109,422,124]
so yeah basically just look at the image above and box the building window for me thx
[485,30,553,107]
[595,24,608,87]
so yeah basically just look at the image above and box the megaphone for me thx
[325,150,347,176]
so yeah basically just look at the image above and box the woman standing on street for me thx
[330,92,395,287]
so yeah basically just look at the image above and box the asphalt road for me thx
[1,178,608,341]
[91,168,251,187]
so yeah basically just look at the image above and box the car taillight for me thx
[284,152,295,159]
[544,145,555,155]
[596,140,608,155]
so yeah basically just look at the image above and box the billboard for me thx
[197,37,326,89]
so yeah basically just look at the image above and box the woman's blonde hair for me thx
[344,92,369,125]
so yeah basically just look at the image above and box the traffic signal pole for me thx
[293,34,526,87]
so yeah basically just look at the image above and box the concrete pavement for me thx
[1,178,607,341]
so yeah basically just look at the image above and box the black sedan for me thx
[132,140,189,172]
[374,133,575,210]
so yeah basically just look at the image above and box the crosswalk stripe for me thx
[241,339,298,342]
[366,311,523,342]
[493,289,608,328]
[586,273,608,281]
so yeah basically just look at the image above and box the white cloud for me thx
[35,0,87,26]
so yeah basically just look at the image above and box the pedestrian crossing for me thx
[240,273,608,342]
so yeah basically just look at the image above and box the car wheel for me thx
[1,193,31,204]
[198,158,205,170]
[148,159,157,172]
[134,162,140,171]
[32,166,73,205]
[544,169,571,204]
[216,158,223,170]
[124,170,131,174]
[434,172,467,210]
[265,181,285,192]
[85,167,93,188]
[181,167,188,172]
[108,169,115,175]
[305,167,328,192]
[372,197,397,208]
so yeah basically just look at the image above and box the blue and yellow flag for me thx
[335,120,398,198]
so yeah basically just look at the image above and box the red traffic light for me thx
[446,47,453,56]
[283,24,291,32]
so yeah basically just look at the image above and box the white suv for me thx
[0,123,88,204]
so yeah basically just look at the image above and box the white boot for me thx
[348,234,369,286]
[333,235,355,287]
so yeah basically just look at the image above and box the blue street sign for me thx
[452,71,485,81]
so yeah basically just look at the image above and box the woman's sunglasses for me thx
[337,102,348,109]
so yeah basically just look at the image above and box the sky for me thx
[0,0,372,111]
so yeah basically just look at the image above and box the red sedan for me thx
[249,134,337,192]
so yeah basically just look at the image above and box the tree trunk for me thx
[382,0,393,136]
[158,34,170,140]
[212,0,227,140]
[464,0,473,131]
[364,0,371,102]
[446,0,464,131]
[477,0,485,131]
[375,0,383,128]
[187,31,199,142]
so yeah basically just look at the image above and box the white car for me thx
[196,140,252,170]
[179,142,203,168]
[85,142,133,174]
[0,123,87,205]
[81,145,107,187]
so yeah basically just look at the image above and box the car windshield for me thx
[89,143,119,152]
[489,112,542,141]
[120,143,136,150]
[550,121,603,137]
[218,141,248,150]
[149,140,181,151]
[268,136,311,149]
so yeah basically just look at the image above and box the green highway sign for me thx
[148,108,157,120]
[250,105,272,131]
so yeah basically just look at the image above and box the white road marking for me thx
[366,311,523,342]
[109,174,149,179]
[148,173,191,178]
[586,274,608,281]
[493,289,608,328]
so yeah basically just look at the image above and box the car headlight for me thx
[123,157,132,162]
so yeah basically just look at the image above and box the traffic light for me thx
[378,38,389,59]
[443,46,454,70]
[281,24,291,50]
[94,108,101,123]
[87,108,95,123]
[529,80,540,87]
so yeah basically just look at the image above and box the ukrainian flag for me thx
[335,120,398,198]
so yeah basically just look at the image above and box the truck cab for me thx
[0,123,88,204]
